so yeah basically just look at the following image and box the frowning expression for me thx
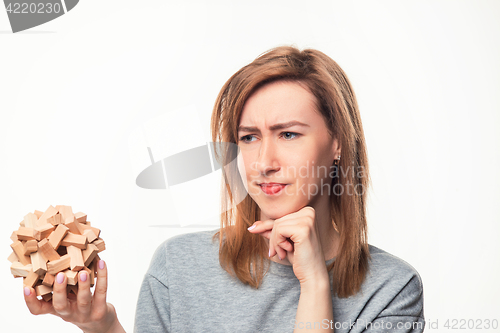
[237,80,341,221]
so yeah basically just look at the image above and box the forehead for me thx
[239,80,319,126]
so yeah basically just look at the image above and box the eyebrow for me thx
[238,121,310,133]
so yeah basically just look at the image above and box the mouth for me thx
[258,183,288,195]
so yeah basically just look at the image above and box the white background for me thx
[1,1,499,332]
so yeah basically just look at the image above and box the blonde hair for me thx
[210,45,371,298]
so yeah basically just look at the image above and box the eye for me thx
[281,132,299,140]
[238,134,256,143]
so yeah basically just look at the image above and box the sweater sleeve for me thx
[134,242,172,333]
[363,273,425,332]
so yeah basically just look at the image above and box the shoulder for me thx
[359,244,425,317]
[367,244,423,284]
[157,228,219,251]
[146,229,221,283]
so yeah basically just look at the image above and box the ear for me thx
[332,138,341,161]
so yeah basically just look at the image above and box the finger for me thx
[269,229,289,260]
[248,221,272,240]
[269,235,292,260]
[52,272,71,316]
[247,220,274,233]
[77,270,92,315]
[24,286,54,315]
[269,224,299,259]
[275,246,288,261]
[254,229,272,240]
[92,260,108,315]
[275,233,295,253]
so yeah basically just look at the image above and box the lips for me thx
[259,183,287,195]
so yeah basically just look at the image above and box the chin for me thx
[257,202,301,220]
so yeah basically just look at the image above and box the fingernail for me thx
[24,287,30,296]
[268,249,271,257]
[247,225,256,231]
[99,260,104,270]
[56,272,64,284]
[278,255,282,260]
[80,271,88,282]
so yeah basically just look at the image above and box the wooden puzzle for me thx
[8,205,105,299]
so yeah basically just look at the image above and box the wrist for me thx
[104,312,125,333]
[300,275,331,294]
[299,265,330,289]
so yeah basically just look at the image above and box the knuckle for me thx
[91,308,106,322]
[78,298,92,308]
[305,206,315,216]
[52,303,65,313]
[95,286,108,296]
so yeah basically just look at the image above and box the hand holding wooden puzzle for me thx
[8,205,105,301]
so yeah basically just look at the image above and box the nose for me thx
[254,138,281,176]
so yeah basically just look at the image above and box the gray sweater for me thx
[134,229,425,332]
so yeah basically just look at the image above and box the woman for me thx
[24,46,425,332]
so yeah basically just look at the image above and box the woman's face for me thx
[237,80,341,221]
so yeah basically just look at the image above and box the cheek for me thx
[236,153,249,188]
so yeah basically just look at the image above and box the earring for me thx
[334,155,341,166]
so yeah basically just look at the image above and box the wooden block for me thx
[57,246,67,256]
[23,240,38,255]
[42,273,55,287]
[92,239,106,253]
[19,220,25,227]
[48,224,69,250]
[93,254,100,276]
[75,212,87,223]
[82,266,91,275]
[61,232,87,249]
[88,261,95,287]
[64,269,78,285]
[82,229,98,243]
[17,227,35,241]
[35,284,52,296]
[24,271,39,288]
[59,205,74,224]
[7,251,19,263]
[23,213,38,228]
[34,210,43,219]
[82,244,99,267]
[37,238,61,262]
[47,213,62,226]
[10,241,31,265]
[30,251,47,276]
[10,262,32,277]
[37,205,58,227]
[67,246,85,271]
[47,254,71,275]
[67,284,78,295]
[42,292,53,302]
[80,223,101,238]
[34,223,55,240]
[65,216,84,235]
[10,231,18,242]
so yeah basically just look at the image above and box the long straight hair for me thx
[210,45,371,298]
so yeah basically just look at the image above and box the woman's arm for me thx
[24,260,126,333]
[248,206,335,332]
[294,277,334,332]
